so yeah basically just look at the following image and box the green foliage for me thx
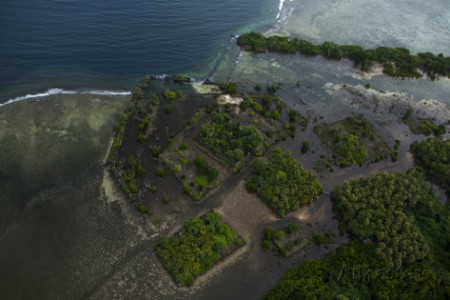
[183,157,219,201]
[133,87,143,100]
[267,241,448,299]
[199,112,264,166]
[163,89,181,100]
[155,211,241,286]
[138,75,152,91]
[274,230,286,240]
[394,139,401,151]
[247,148,322,216]
[164,105,174,114]
[136,133,146,143]
[301,141,310,154]
[162,196,169,204]
[268,171,450,299]
[219,82,237,95]
[407,118,445,136]
[240,96,289,125]
[154,166,166,177]
[138,204,151,215]
[136,163,145,176]
[288,109,308,127]
[151,145,161,157]
[286,222,300,234]
[314,114,388,167]
[194,175,209,189]
[193,157,219,183]
[267,85,278,94]
[391,151,399,162]
[238,32,450,79]
[411,137,450,195]
[332,172,436,269]
[138,116,151,130]
[254,84,262,91]
[174,74,189,82]
[119,156,145,199]
[266,259,329,299]
[312,233,325,246]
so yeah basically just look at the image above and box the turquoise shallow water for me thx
[0,0,275,102]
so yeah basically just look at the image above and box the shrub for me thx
[137,134,146,143]
[267,85,278,94]
[164,105,174,114]
[301,141,310,154]
[219,82,237,95]
[151,145,161,157]
[138,204,151,214]
[163,90,180,100]
[154,166,166,177]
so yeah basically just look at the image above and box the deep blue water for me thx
[0,0,275,102]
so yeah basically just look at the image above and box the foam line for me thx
[276,0,286,20]
[0,88,131,107]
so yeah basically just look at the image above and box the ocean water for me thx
[1,1,450,299]
[0,0,275,102]
[0,1,282,299]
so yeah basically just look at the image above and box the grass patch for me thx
[194,175,209,189]
[266,171,450,299]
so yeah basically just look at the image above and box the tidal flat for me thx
[94,77,449,299]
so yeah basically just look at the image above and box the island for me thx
[104,37,450,297]
[237,32,450,80]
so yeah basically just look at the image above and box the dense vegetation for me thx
[405,118,447,136]
[247,148,322,216]
[199,112,265,166]
[314,114,389,167]
[219,82,237,95]
[238,32,450,79]
[155,211,242,286]
[119,156,145,202]
[239,95,301,139]
[411,137,450,195]
[267,172,450,299]
[266,241,450,299]
[240,95,285,121]
[333,172,434,268]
